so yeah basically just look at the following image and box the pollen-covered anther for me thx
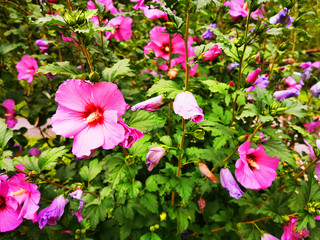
[247,156,260,170]
[84,111,103,124]
[10,188,28,197]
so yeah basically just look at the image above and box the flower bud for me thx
[146,147,166,171]
[198,197,206,213]
[198,162,218,183]
[246,68,261,84]
[193,128,205,140]
[167,68,179,79]
[132,95,164,112]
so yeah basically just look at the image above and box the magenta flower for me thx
[35,40,50,53]
[299,62,312,70]
[8,170,40,222]
[118,118,144,148]
[97,0,119,14]
[273,89,300,101]
[0,181,23,232]
[16,55,39,83]
[285,76,302,91]
[142,6,168,21]
[313,61,320,69]
[224,0,248,18]
[51,79,126,158]
[235,142,279,190]
[131,95,164,112]
[2,99,17,129]
[131,0,144,10]
[146,147,166,171]
[203,45,221,61]
[246,68,261,84]
[38,195,69,229]
[281,218,309,240]
[29,148,41,156]
[173,92,204,123]
[310,82,320,98]
[220,168,243,199]
[251,4,265,20]
[144,26,185,61]
[199,162,218,183]
[105,16,132,41]
[303,139,316,160]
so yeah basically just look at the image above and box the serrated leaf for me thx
[171,177,194,202]
[36,14,67,27]
[195,0,212,10]
[127,181,142,198]
[126,110,165,132]
[13,156,40,172]
[202,80,228,95]
[282,99,307,118]
[38,146,68,171]
[146,80,182,99]
[79,159,102,182]
[84,201,107,228]
[0,120,13,149]
[140,232,161,240]
[239,110,257,118]
[102,59,134,82]
[296,213,315,232]
[213,135,229,150]
[36,61,82,77]
[120,222,132,240]
[266,28,283,35]
[140,193,158,213]
[262,140,296,169]
[0,43,24,55]
[160,135,172,146]
[259,115,274,123]
[238,224,262,240]
[176,207,189,233]
[0,153,14,171]
[145,175,160,192]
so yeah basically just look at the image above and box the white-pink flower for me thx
[105,16,132,41]
[173,92,204,123]
[52,79,127,157]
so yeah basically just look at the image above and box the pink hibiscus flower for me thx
[224,0,248,18]
[118,118,144,148]
[51,79,127,157]
[203,45,222,61]
[105,16,132,41]
[144,26,185,61]
[281,218,309,240]
[0,181,23,232]
[16,55,39,83]
[235,141,279,190]
[2,99,17,129]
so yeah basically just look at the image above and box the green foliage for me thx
[126,110,166,132]
[0,120,13,149]
[101,59,134,82]
[146,80,182,99]
[36,62,83,78]
[79,159,102,182]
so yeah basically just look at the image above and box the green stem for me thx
[268,38,281,81]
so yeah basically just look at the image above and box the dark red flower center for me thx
[0,196,6,210]
[161,43,170,54]
[246,154,260,171]
[83,104,104,127]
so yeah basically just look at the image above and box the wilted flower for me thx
[52,79,127,158]
[202,23,216,40]
[131,95,164,112]
[146,147,166,171]
[118,118,144,148]
[16,55,39,83]
[2,99,17,129]
[69,187,84,223]
[269,8,294,27]
[235,142,279,190]
[173,92,204,123]
[35,40,50,53]
[220,168,243,199]
[38,195,69,229]
[29,148,41,156]
[105,16,133,41]
[246,68,261,84]
[281,218,309,240]
[273,89,300,101]
[167,68,179,79]
[203,45,221,61]
[198,162,218,183]
[198,197,206,213]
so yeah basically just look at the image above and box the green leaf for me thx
[0,120,13,149]
[84,200,107,228]
[202,80,228,95]
[38,146,68,171]
[160,135,172,146]
[79,159,102,182]
[238,224,262,240]
[36,61,82,77]
[127,181,142,198]
[266,28,283,35]
[0,152,14,171]
[101,59,134,82]
[140,232,161,240]
[262,140,296,169]
[171,177,194,202]
[145,175,160,192]
[296,213,316,232]
[233,191,263,215]
[36,14,67,27]
[120,222,132,240]
[126,110,165,132]
[128,135,151,156]
[139,193,158,213]
[176,207,189,233]
[282,99,307,118]
[13,156,40,172]
[146,80,182,99]
[213,135,229,150]
[0,43,24,55]
[195,0,212,10]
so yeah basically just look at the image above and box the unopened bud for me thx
[150,226,155,232]
[193,128,205,140]
[63,11,76,26]
[155,224,160,229]
[89,71,99,82]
